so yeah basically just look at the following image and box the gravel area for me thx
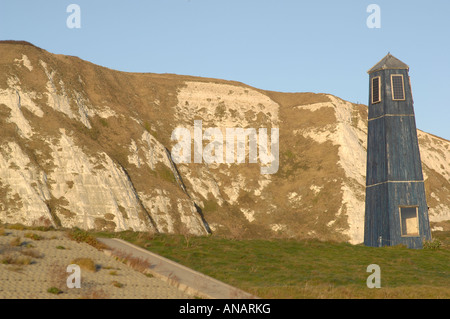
[0,229,192,299]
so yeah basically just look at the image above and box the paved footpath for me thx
[97,238,258,299]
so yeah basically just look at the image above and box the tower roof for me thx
[367,53,409,74]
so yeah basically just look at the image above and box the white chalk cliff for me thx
[1,41,449,243]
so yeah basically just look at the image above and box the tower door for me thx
[399,206,419,236]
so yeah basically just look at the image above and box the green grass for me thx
[155,164,176,184]
[2,222,55,232]
[47,287,63,295]
[94,230,450,298]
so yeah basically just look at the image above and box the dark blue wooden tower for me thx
[364,53,432,249]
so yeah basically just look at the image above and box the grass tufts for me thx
[47,287,63,295]
[71,257,98,272]
[111,280,124,288]
[24,232,43,241]
[110,249,151,274]
[1,254,32,265]
[66,227,107,250]
[9,237,22,247]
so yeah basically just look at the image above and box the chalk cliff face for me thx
[1,41,449,243]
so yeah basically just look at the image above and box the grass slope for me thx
[95,230,450,299]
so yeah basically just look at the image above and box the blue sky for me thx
[1,0,449,140]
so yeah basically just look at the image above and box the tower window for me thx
[399,206,419,236]
[391,74,405,100]
[371,76,381,104]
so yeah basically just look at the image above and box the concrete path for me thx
[97,237,258,299]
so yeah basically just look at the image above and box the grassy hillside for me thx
[95,229,450,299]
